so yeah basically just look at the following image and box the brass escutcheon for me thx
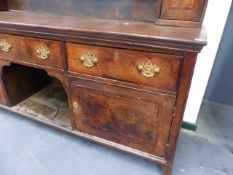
[73,102,79,112]
[36,47,50,60]
[137,61,160,78]
[114,52,119,60]
[0,40,12,52]
[80,53,98,68]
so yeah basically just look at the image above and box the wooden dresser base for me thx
[0,49,201,175]
[0,1,207,174]
[0,61,169,160]
[0,58,192,175]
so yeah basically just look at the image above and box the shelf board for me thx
[0,11,207,51]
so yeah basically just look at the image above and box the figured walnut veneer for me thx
[0,1,208,175]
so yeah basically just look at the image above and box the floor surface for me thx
[0,101,232,175]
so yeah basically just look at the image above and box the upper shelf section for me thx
[6,0,156,22]
[1,0,208,28]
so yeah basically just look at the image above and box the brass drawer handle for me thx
[137,61,160,78]
[36,47,50,60]
[0,40,12,52]
[80,53,98,68]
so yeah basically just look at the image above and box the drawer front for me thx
[161,0,206,21]
[66,44,182,91]
[70,78,176,156]
[0,34,64,69]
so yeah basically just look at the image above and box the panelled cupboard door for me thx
[70,78,176,156]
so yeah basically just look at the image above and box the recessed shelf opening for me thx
[2,63,71,129]
[5,0,156,22]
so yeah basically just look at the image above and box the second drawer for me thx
[66,44,182,91]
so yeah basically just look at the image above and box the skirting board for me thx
[182,121,197,131]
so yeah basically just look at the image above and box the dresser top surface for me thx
[0,11,207,50]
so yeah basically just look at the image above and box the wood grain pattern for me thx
[183,0,196,9]
[0,0,7,10]
[160,0,206,21]
[0,1,208,175]
[0,11,207,52]
[0,33,64,70]
[169,0,195,9]
[2,64,51,106]
[162,52,198,174]
[70,77,176,156]
[67,44,182,92]
[5,0,208,27]
[0,78,8,105]
[0,60,9,106]
[7,0,156,22]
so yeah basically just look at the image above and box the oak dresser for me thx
[0,1,208,175]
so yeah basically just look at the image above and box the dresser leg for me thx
[163,164,173,175]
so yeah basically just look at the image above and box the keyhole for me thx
[73,102,79,112]
[114,52,119,60]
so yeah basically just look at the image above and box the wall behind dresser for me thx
[204,3,233,105]
[183,0,232,124]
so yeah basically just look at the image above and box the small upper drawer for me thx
[0,34,64,69]
[66,44,182,91]
[160,0,206,21]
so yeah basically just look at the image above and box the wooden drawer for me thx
[0,34,64,69]
[70,77,176,156]
[160,0,206,21]
[66,44,182,91]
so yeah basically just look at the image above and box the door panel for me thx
[70,78,176,156]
